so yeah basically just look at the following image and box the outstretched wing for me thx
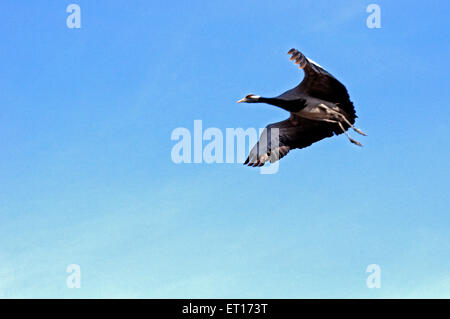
[244,116,335,167]
[278,48,356,123]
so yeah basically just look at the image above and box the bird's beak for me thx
[237,98,246,103]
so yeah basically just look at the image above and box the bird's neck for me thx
[258,97,303,113]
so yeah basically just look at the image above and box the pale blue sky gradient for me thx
[1,0,449,298]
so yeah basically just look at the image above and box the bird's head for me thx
[237,94,261,103]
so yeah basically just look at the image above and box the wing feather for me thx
[244,116,335,166]
[279,49,356,123]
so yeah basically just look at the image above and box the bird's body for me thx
[237,48,366,167]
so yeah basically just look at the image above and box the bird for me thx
[237,48,366,167]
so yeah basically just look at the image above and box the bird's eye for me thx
[246,94,254,99]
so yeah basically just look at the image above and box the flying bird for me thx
[237,48,366,167]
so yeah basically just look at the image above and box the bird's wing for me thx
[278,48,356,123]
[244,116,335,167]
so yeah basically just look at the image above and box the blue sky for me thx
[1,0,449,298]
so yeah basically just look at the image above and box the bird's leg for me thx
[317,117,363,147]
[316,103,367,136]
[339,114,367,136]
[331,109,367,136]
[337,122,362,147]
